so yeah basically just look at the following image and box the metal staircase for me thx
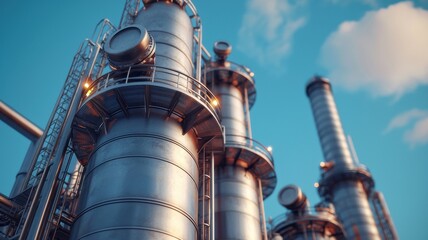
[9,19,116,240]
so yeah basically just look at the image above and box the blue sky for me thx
[1,0,427,239]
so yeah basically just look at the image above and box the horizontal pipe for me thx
[0,101,43,142]
[0,193,18,210]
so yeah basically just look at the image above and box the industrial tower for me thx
[204,42,276,239]
[0,1,397,240]
[267,76,398,240]
[306,76,398,240]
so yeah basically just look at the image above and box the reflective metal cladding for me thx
[70,1,222,239]
[205,41,276,240]
[306,76,382,239]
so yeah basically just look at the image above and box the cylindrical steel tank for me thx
[134,1,194,76]
[71,114,198,239]
[306,76,381,239]
[215,165,261,239]
[213,83,247,143]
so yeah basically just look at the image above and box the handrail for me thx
[270,207,338,228]
[84,64,221,120]
[225,134,274,165]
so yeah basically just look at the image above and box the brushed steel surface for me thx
[215,165,261,240]
[0,101,43,142]
[205,42,277,239]
[278,185,308,211]
[306,76,381,240]
[307,84,353,170]
[213,83,247,143]
[71,114,199,240]
[271,209,345,240]
[135,2,194,76]
[332,181,380,239]
[104,24,155,68]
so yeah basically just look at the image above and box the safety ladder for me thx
[119,0,140,28]
[12,19,116,239]
[42,146,84,240]
[198,148,215,240]
[372,192,398,240]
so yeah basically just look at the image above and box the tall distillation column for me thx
[204,42,277,240]
[306,76,381,239]
[70,1,223,239]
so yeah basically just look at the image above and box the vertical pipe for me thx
[306,76,381,240]
[258,179,268,240]
[244,86,252,140]
[347,135,360,165]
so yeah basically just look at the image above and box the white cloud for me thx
[385,109,428,132]
[404,117,428,146]
[320,2,428,97]
[386,109,428,146]
[238,0,306,65]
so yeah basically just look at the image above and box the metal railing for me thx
[225,134,274,166]
[269,207,338,229]
[84,64,221,120]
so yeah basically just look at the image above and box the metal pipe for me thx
[0,194,18,210]
[244,85,252,140]
[0,101,42,142]
[258,179,268,240]
[306,76,381,239]
[347,135,360,165]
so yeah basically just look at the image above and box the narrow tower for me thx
[204,42,277,240]
[306,76,381,239]
[70,1,223,239]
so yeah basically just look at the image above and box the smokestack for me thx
[306,76,381,239]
